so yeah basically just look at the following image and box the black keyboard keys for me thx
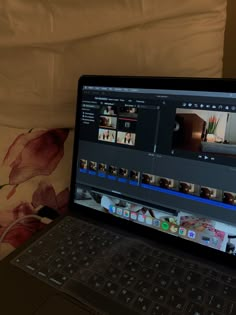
[118,288,135,305]
[150,286,168,303]
[188,287,205,304]
[168,294,187,312]
[134,295,152,313]
[207,295,225,312]
[151,303,170,315]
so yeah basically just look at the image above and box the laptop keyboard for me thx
[12,216,236,315]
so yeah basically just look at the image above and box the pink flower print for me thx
[32,181,69,215]
[3,128,69,185]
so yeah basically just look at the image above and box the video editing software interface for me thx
[74,83,236,255]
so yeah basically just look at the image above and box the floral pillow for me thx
[0,127,73,257]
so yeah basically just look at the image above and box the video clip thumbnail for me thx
[99,116,117,129]
[119,106,138,119]
[89,161,97,171]
[108,165,118,176]
[119,168,129,178]
[98,163,107,173]
[98,128,116,143]
[101,105,117,116]
[200,186,222,201]
[80,159,87,169]
[117,132,136,146]
[129,170,140,182]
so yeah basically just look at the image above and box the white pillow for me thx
[0,0,227,128]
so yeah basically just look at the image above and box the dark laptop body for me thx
[1,75,236,315]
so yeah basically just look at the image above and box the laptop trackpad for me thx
[34,295,91,315]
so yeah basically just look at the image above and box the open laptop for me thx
[1,75,236,315]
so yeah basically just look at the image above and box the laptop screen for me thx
[73,78,236,256]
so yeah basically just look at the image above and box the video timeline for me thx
[79,159,236,209]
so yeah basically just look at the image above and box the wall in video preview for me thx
[172,108,236,157]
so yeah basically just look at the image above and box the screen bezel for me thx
[69,75,236,268]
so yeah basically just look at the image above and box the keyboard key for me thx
[49,272,68,286]
[73,269,92,283]
[202,278,220,293]
[205,269,219,279]
[153,259,170,272]
[103,280,119,296]
[26,259,42,271]
[124,260,140,274]
[155,273,170,288]
[117,288,136,305]
[222,284,236,299]
[184,271,201,285]
[186,303,204,314]
[151,303,170,315]
[150,286,168,302]
[227,302,236,315]
[119,273,136,287]
[13,254,32,266]
[139,267,154,280]
[134,295,152,313]
[106,266,121,280]
[168,294,186,311]
[37,265,54,278]
[188,287,205,304]
[184,261,199,270]
[171,256,184,265]
[169,266,185,279]
[134,280,151,295]
[50,256,66,269]
[63,263,78,275]
[207,295,225,312]
[221,275,236,286]
[169,279,186,294]
[88,273,105,290]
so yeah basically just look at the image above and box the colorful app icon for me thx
[123,210,130,218]
[109,205,116,214]
[153,219,161,227]
[188,230,196,239]
[179,227,187,236]
[145,216,153,225]
[138,214,145,223]
[116,208,123,216]
[170,224,178,234]
[161,221,170,231]
[130,212,138,220]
